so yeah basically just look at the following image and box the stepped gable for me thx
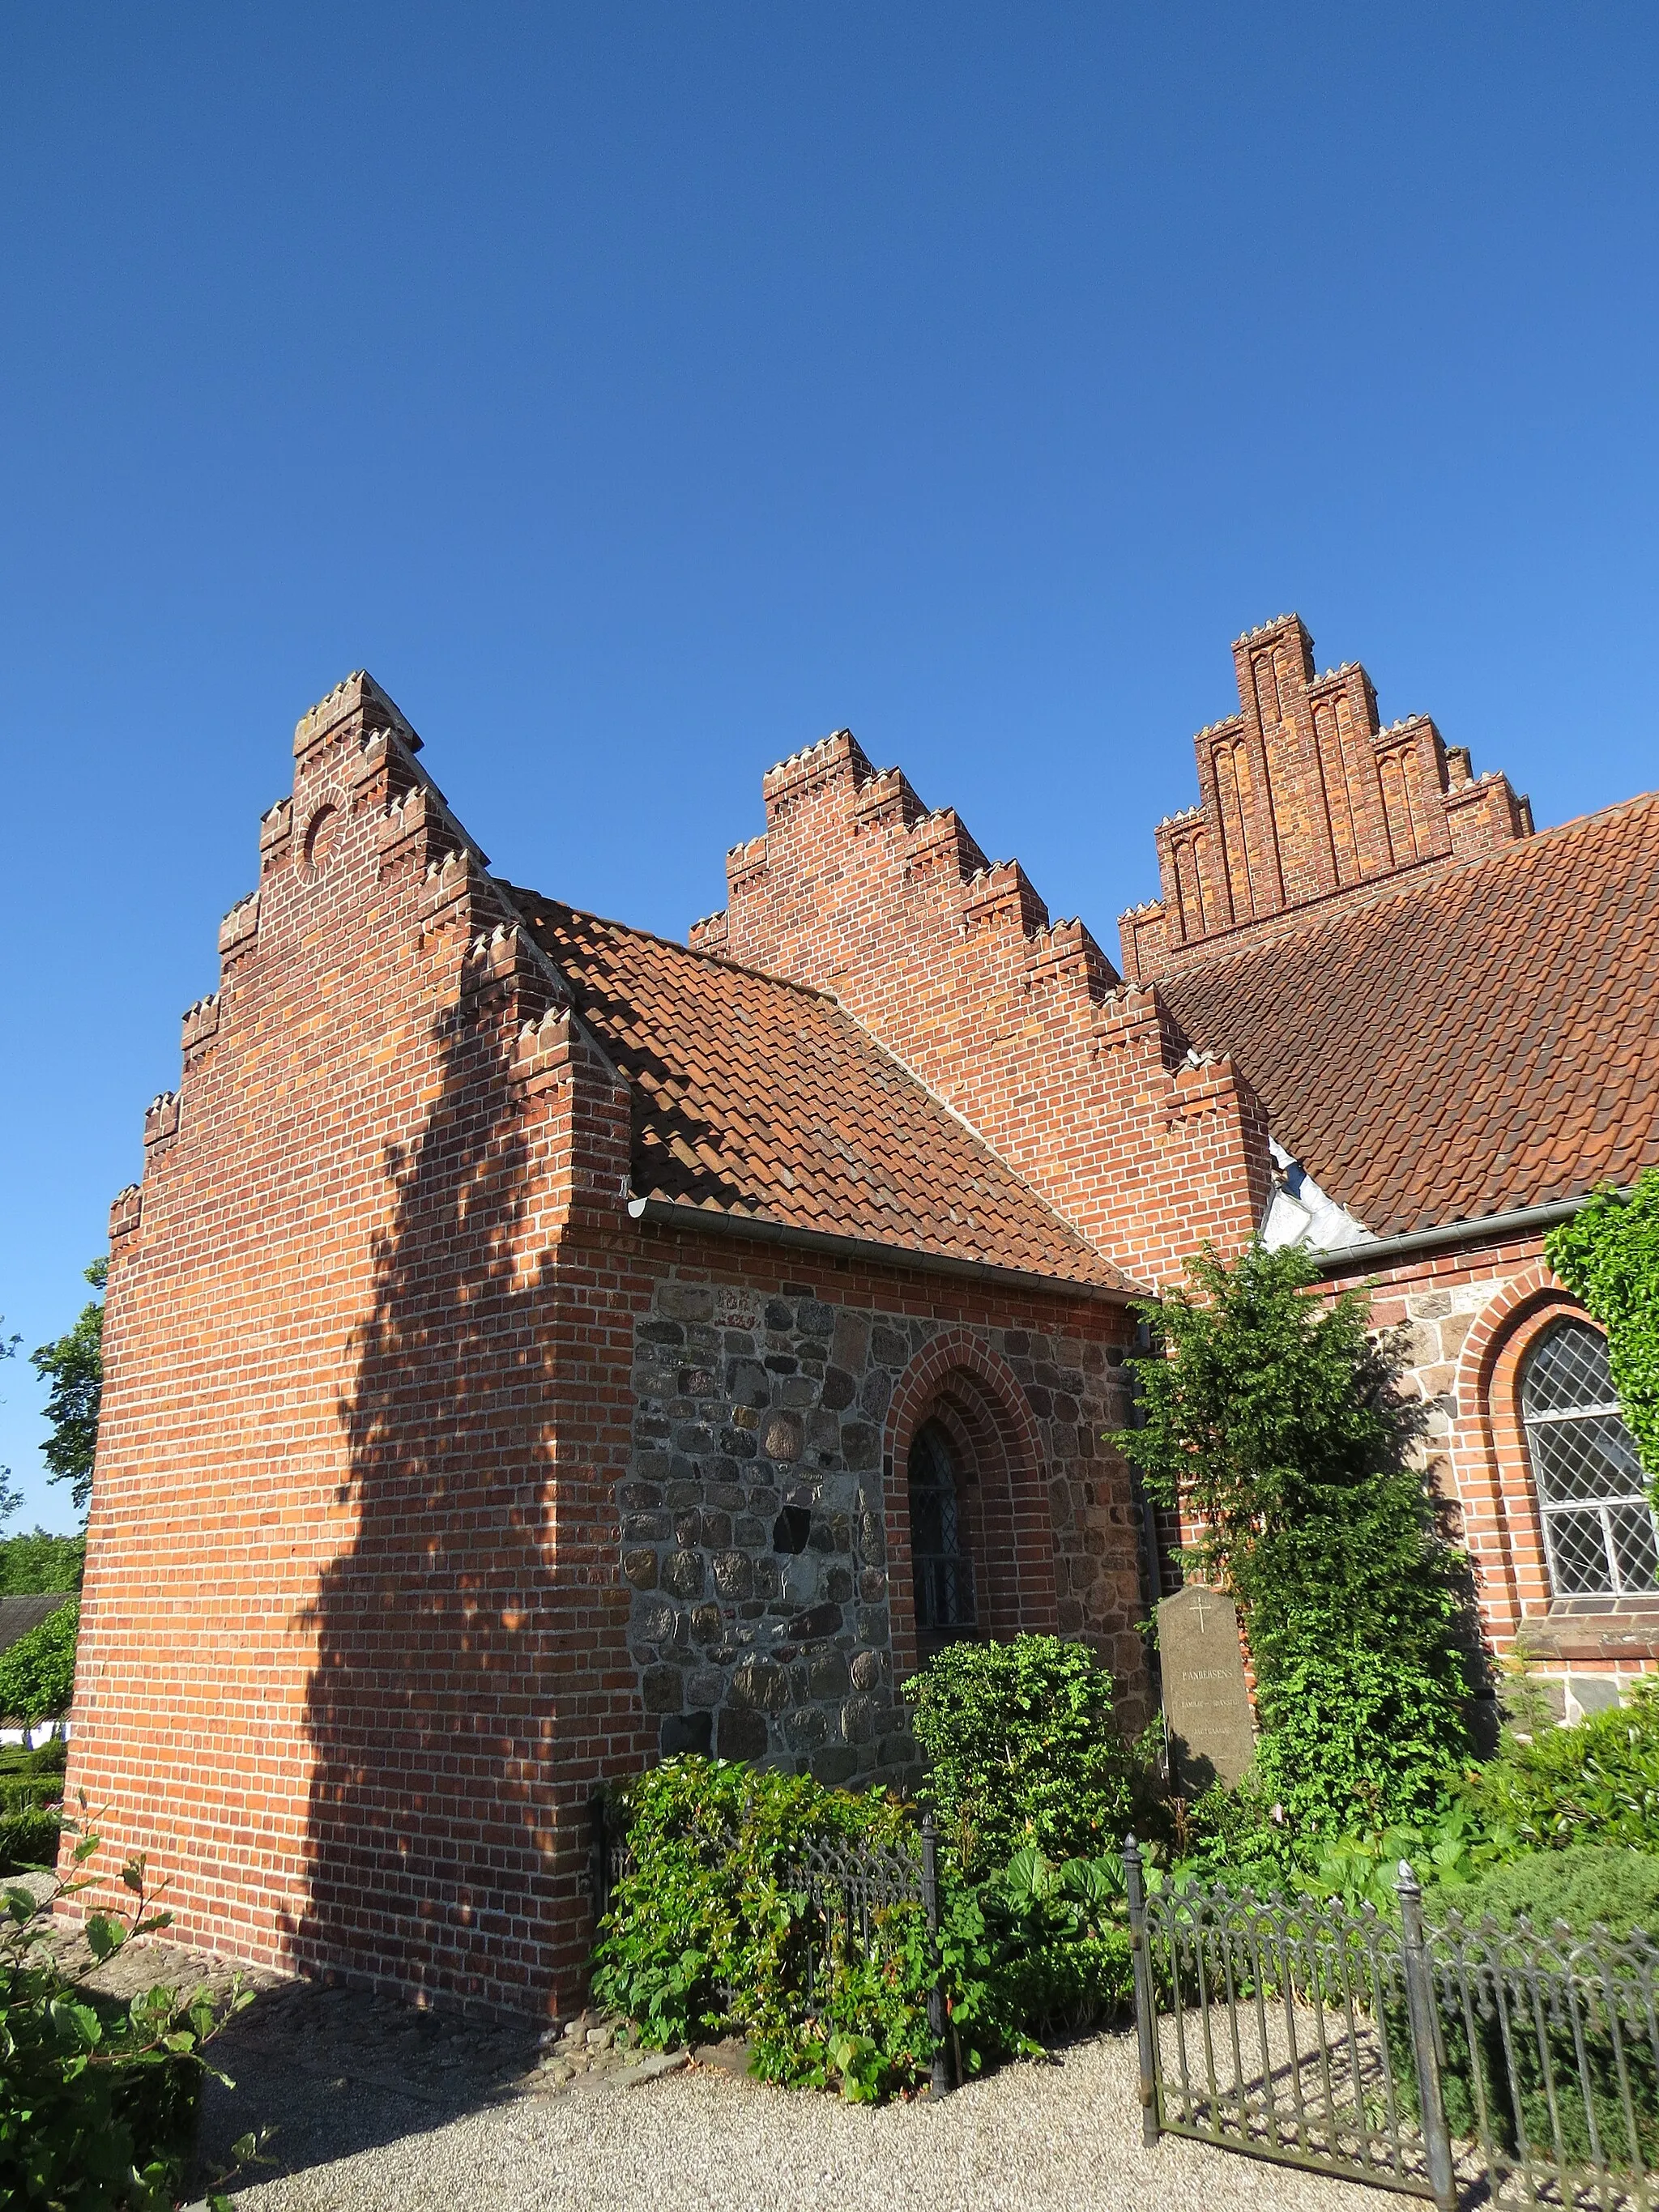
[687,724,1275,1288]
[1118,614,1535,978]
[1157,790,1659,1240]
[505,890,1131,1291]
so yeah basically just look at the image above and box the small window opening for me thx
[1520,1318,1657,1599]
[909,1418,977,1638]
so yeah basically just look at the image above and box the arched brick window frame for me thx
[882,1328,1059,1681]
[1448,1261,1584,1638]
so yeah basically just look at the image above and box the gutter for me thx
[1312,1191,1603,1276]
[624,1192,1136,1306]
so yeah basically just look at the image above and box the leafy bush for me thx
[956,1845,1132,2043]
[591,1751,1137,2099]
[1,1810,254,2210]
[0,1598,79,1728]
[0,1808,62,1876]
[1546,1170,1659,1492]
[1249,1644,1478,1846]
[0,1744,65,1873]
[1118,1242,1474,1836]
[905,1635,1152,1873]
[1465,1677,1659,1855]
[2,1737,67,1800]
[590,1757,937,2098]
[1414,1844,1659,2170]
[1425,1842,1659,1941]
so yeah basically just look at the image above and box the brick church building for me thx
[66,614,1659,2015]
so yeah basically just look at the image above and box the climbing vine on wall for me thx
[1546,1170,1659,1495]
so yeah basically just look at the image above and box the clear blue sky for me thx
[2,6,1656,1530]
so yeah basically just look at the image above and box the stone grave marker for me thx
[1157,1583,1255,1792]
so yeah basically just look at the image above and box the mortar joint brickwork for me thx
[1118,614,1533,976]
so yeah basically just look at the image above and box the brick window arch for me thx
[1520,1318,1655,1599]
[884,1330,1059,1681]
[1448,1268,1576,1634]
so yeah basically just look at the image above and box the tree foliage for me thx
[0,1531,84,1596]
[1546,1170,1659,1494]
[0,1322,20,1528]
[1117,1242,1474,1835]
[0,1600,79,1728]
[30,1259,106,1515]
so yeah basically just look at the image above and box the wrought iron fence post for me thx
[1397,1859,1457,2211]
[1124,1833,1160,2148]
[921,1810,952,2095]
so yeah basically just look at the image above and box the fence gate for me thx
[1124,1839,1659,2210]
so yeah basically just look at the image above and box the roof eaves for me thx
[1311,1183,1638,1276]
[625,1192,1142,1303]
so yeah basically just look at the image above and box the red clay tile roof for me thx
[1157,791,1659,1239]
[508,892,1130,1291]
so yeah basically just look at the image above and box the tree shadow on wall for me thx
[283,971,619,2074]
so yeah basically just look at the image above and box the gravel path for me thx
[12,1887,1399,2211]
[217,2024,1394,2212]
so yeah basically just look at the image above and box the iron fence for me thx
[589,1792,951,2094]
[1125,1837,1659,2210]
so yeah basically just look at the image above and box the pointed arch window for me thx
[1520,1319,1657,1598]
[908,1419,977,1637]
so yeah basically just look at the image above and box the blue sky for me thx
[2,5,1656,1530]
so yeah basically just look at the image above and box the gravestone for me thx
[1157,1583,1255,1792]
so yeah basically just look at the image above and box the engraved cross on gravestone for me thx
[1157,1583,1255,1792]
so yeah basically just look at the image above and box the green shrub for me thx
[1250,1644,1478,1843]
[905,1634,1152,1873]
[590,1754,1136,2100]
[0,1808,62,1876]
[1465,1677,1659,1854]
[591,1757,938,2098]
[1425,1842,1659,1942]
[1117,1243,1474,1838]
[1414,1845,1659,2169]
[0,1811,254,2210]
[1546,1171,1659,1493]
[955,1846,1132,2044]
[0,1741,66,1875]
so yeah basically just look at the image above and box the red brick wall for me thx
[66,677,653,2013]
[66,676,1152,2015]
[693,733,1271,1287]
[1325,1234,1653,1722]
[1117,614,1532,976]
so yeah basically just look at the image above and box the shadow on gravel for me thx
[194,1979,544,2190]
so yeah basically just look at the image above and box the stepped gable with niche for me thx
[1117,612,1533,978]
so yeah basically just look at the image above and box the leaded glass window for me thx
[1520,1319,1656,1598]
[909,1420,977,1633]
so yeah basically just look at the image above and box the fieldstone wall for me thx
[621,1273,1145,1784]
